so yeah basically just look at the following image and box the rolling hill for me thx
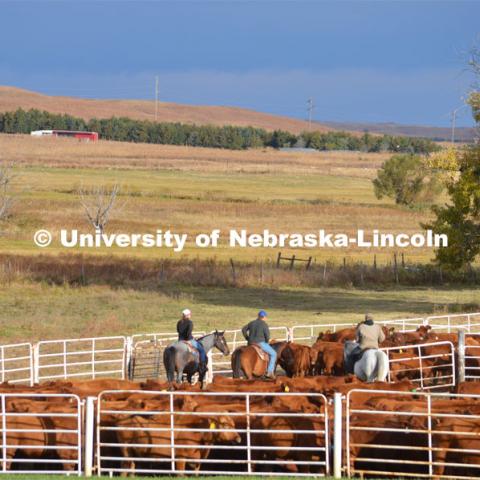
[322,120,477,142]
[0,86,330,134]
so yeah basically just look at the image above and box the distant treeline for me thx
[0,108,440,153]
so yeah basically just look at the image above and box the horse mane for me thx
[197,331,217,341]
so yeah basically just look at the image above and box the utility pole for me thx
[155,76,159,122]
[307,97,315,131]
[451,109,457,144]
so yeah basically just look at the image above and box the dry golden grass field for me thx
[1,134,427,263]
[0,133,476,344]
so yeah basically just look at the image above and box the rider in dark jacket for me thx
[242,310,276,379]
[177,309,207,366]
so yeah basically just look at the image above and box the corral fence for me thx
[35,336,126,383]
[96,389,329,477]
[0,393,82,474]
[291,312,480,344]
[384,341,455,390]
[0,388,480,476]
[0,343,33,385]
[0,312,479,385]
[345,388,480,479]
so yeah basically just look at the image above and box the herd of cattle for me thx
[0,324,480,477]
[274,324,463,381]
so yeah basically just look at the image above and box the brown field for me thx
[1,133,389,175]
[0,86,333,134]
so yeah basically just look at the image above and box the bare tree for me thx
[0,162,16,221]
[78,184,121,233]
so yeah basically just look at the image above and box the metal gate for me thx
[346,388,480,479]
[96,390,329,476]
[0,343,33,385]
[36,336,126,382]
[383,341,456,390]
[0,393,82,474]
[464,333,480,380]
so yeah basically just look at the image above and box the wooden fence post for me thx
[230,258,237,284]
[306,257,312,270]
[276,252,282,268]
[290,255,296,270]
[393,253,399,285]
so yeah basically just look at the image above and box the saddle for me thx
[181,340,199,359]
[344,341,373,375]
[250,343,269,362]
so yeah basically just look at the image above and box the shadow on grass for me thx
[165,285,461,317]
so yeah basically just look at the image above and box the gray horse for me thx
[345,341,389,382]
[163,330,229,388]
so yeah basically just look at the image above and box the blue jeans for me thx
[259,342,277,374]
[190,339,207,363]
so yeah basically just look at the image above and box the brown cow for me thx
[278,343,314,377]
[251,404,327,474]
[316,327,356,343]
[348,413,429,476]
[432,416,480,478]
[115,413,241,474]
[5,398,80,471]
[313,342,344,375]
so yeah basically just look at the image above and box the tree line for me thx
[0,108,440,153]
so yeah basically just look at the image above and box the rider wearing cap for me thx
[177,309,207,368]
[356,313,385,350]
[242,310,276,379]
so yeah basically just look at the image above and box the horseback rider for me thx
[356,313,385,350]
[177,308,207,371]
[345,313,385,374]
[241,310,276,379]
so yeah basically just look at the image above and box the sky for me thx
[1,0,479,127]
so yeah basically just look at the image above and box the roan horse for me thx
[163,331,230,388]
[231,341,288,379]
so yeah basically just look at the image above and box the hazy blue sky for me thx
[1,1,479,126]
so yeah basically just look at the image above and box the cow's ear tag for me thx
[284,386,290,392]
[399,349,404,353]
[210,421,216,429]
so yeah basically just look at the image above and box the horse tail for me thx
[232,348,243,379]
[163,346,176,383]
[376,350,389,382]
